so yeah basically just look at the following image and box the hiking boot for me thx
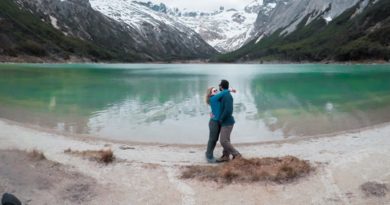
[216,155,230,163]
[232,153,242,160]
[205,153,217,164]
[206,157,217,163]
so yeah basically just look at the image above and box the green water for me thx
[0,63,390,144]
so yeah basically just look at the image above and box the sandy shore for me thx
[0,119,389,205]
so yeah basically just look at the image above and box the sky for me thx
[143,0,261,11]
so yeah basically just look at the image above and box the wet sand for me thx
[0,119,389,205]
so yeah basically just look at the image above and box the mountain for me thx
[88,0,217,59]
[0,0,216,62]
[2,0,388,63]
[134,0,265,53]
[249,0,363,40]
[0,0,120,62]
[171,4,259,53]
[216,0,390,62]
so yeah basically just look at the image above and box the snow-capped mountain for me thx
[171,5,259,53]
[90,0,197,40]
[161,0,370,54]
[215,0,388,62]
[8,0,380,62]
[15,0,216,61]
[89,0,216,57]
[134,0,266,53]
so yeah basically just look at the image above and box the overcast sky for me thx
[142,0,262,11]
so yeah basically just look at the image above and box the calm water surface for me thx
[0,64,390,144]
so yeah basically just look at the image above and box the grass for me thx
[181,156,312,184]
[64,148,115,164]
[27,149,46,161]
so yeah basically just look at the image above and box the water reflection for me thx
[0,64,390,144]
[249,70,390,136]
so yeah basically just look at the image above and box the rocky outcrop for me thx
[251,0,363,39]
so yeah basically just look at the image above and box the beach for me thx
[1,0,390,204]
[0,118,389,205]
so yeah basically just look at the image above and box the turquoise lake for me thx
[0,64,390,144]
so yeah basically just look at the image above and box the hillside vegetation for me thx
[216,0,390,63]
[0,0,142,62]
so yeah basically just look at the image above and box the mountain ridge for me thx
[89,0,217,59]
[215,0,390,62]
[1,0,389,63]
[0,0,217,62]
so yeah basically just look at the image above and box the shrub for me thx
[19,40,47,56]
[28,149,46,161]
[64,148,115,164]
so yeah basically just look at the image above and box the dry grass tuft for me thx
[181,156,312,184]
[28,149,46,161]
[360,182,388,197]
[64,148,115,164]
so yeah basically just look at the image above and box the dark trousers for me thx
[220,125,240,157]
[206,119,221,159]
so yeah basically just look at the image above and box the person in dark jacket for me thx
[216,80,241,162]
[204,86,235,163]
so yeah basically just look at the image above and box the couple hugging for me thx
[205,79,241,163]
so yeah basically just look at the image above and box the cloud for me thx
[143,0,260,11]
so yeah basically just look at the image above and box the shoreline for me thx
[1,59,390,65]
[1,116,390,148]
[0,118,389,204]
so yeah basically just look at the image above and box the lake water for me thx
[0,63,390,144]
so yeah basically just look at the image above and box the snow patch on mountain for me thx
[255,34,265,43]
[49,16,59,29]
[324,16,332,23]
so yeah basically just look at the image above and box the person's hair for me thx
[205,87,214,105]
[219,79,229,90]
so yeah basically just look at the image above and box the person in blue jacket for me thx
[216,80,241,162]
[204,84,236,163]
